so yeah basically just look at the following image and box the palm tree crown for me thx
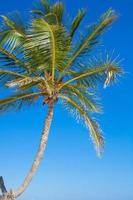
[0,0,122,156]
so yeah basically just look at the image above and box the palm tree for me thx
[0,0,122,199]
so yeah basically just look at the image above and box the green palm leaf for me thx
[0,69,26,78]
[70,9,86,38]
[0,14,25,52]
[0,69,27,88]
[60,64,121,89]
[60,9,117,75]
[0,14,25,35]
[59,94,104,155]
[32,0,64,25]
[52,2,64,25]
[0,91,44,112]
[0,46,27,70]
[40,0,51,14]
[62,84,101,113]
[25,18,70,79]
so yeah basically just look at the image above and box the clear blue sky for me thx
[0,1,133,200]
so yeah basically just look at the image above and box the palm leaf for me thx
[0,15,29,72]
[32,0,64,25]
[0,69,26,78]
[25,18,70,78]
[60,63,121,89]
[59,94,104,155]
[0,46,27,70]
[0,14,25,53]
[32,9,45,16]
[41,0,51,13]
[0,14,25,35]
[0,91,44,112]
[70,9,86,38]
[6,76,44,88]
[0,70,28,90]
[62,84,101,113]
[60,9,117,75]
[52,2,64,25]
[32,0,51,17]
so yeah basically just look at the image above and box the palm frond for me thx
[0,46,27,70]
[32,0,51,18]
[25,18,70,78]
[70,9,86,38]
[62,84,101,113]
[0,14,25,36]
[60,9,117,75]
[32,0,64,25]
[0,69,25,85]
[40,0,51,13]
[0,30,23,54]
[0,14,26,52]
[0,91,44,113]
[52,1,64,25]
[0,69,26,78]
[0,15,29,73]
[6,76,44,88]
[60,62,122,89]
[85,117,104,156]
[0,69,30,89]
[59,94,104,155]
[32,9,45,16]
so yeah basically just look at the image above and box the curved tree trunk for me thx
[13,104,54,198]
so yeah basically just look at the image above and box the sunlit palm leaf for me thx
[60,9,117,75]
[62,84,101,113]
[6,76,44,88]
[0,69,26,78]
[60,63,122,89]
[0,14,25,35]
[52,2,64,25]
[0,15,25,52]
[25,18,70,79]
[32,0,64,25]
[70,9,86,38]
[0,46,27,70]
[59,94,104,155]
[0,91,44,112]
[40,0,51,14]
[0,69,29,89]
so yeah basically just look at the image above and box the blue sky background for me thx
[0,0,133,200]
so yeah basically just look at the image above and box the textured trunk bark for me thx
[13,104,54,198]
